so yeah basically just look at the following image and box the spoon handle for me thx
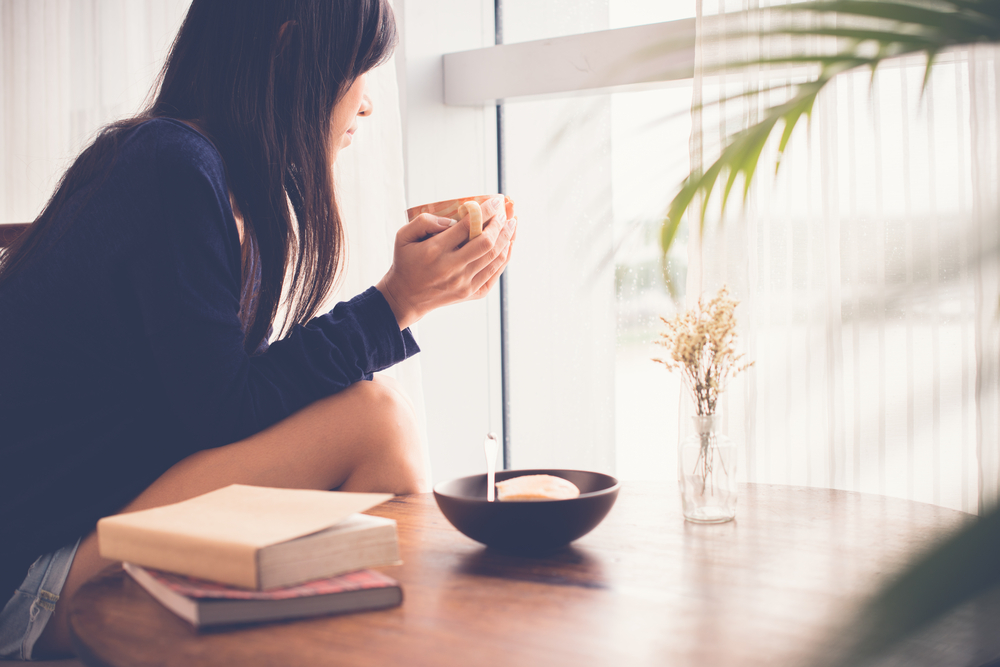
[484,432,499,502]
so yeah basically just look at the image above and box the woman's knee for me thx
[347,375,415,434]
[369,373,415,412]
[337,377,426,494]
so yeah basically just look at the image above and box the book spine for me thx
[98,520,260,588]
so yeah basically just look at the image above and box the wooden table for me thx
[68,483,972,667]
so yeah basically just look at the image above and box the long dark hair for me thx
[0,0,397,353]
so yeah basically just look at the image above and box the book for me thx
[124,562,402,628]
[97,484,400,589]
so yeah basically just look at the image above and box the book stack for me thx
[97,484,403,627]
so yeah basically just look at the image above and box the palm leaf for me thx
[817,503,1000,667]
[661,0,1000,260]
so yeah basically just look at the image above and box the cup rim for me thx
[406,194,504,217]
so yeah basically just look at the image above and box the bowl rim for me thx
[433,468,621,502]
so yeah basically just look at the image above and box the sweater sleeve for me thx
[127,123,418,450]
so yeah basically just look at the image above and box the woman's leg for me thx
[35,376,425,657]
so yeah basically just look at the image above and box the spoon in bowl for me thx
[484,432,499,502]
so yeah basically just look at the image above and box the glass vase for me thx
[678,414,737,523]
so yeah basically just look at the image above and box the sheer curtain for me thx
[332,59,433,489]
[0,0,190,223]
[0,0,430,486]
[691,0,1000,514]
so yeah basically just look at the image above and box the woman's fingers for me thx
[377,196,516,329]
[470,216,517,297]
[470,239,514,299]
[482,195,505,222]
[420,195,505,252]
[436,214,477,247]
[467,213,516,274]
[456,220,502,261]
[398,212,455,243]
[463,200,515,290]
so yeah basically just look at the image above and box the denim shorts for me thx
[0,538,80,661]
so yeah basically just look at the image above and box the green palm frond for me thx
[661,0,1000,260]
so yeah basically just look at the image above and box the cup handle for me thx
[459,201,483,241]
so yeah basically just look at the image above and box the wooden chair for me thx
[0,223,29,248]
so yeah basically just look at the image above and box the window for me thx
[451,1,702,480]
[440,1,996,512]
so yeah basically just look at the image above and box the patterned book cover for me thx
[125,562,403,627]
[134,565,399,600]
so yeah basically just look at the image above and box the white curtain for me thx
[691,0,1000,514]
[332,60,433,489]
[0,0,190,223]
[0,0,431,487]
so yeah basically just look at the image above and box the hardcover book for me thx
[98,484,399,589]
[124,562,403,627]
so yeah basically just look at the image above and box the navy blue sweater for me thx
[0,119,418,599]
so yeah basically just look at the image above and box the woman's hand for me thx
[376,195,517,329]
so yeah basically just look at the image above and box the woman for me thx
[0,0,515,659]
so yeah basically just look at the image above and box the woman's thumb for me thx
[400,212,454,242]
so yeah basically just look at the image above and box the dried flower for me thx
[653,285,753,415]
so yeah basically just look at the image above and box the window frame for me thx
[441,14,698,470]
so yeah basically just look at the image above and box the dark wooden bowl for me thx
[433,469,620,553]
